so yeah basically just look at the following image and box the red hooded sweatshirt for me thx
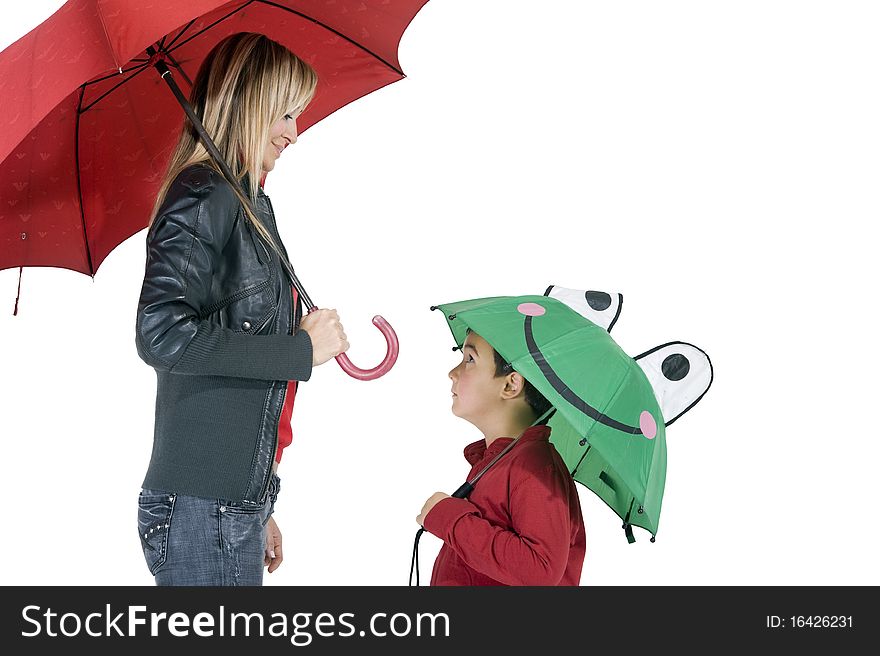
[275,287,299,464]
[423,425,585,586]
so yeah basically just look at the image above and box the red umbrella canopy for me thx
[0,0,427,275]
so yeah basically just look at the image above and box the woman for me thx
[135,33,348,585]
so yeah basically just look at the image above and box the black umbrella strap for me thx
[623,499,636,544]
[467,409,556,488]
[408,528,425,586]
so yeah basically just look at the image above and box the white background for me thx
[1,1,878,586]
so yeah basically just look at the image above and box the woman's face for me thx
[262,108,302,173]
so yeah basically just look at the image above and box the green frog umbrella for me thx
[431,286,712,542]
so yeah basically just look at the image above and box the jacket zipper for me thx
[266,381,285,502]
[258,192,292,503]
[199,278,272,319]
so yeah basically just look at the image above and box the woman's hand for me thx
[299,308,349,366]
[264,516,283,573]
[417,492,450,527]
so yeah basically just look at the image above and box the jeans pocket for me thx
[137,491,176,575]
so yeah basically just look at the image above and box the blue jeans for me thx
[137,474,280,586]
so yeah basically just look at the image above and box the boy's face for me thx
[448,332,506,422]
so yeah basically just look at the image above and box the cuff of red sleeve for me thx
[423,496,480,539]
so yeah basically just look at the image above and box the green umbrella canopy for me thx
[432,287,712,542]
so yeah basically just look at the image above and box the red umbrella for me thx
[0,0,424,378]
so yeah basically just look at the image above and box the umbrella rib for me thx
[163,1,403,77]
[84,61,151,88]
[166,2,259,54]
[164,51,194,90]
[74,86,95,276]
[523,315,640,435]
[79,28,192,113]
[570,444,591,477]
[257,0,404,76]
[77,1,408,117]
[80,62,152,114]
[164,19,197,52]
[94,0,123,73]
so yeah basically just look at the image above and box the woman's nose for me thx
[285,122,298,145]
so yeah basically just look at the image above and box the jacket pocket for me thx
[137,491,176,575]
[202,279,276,334]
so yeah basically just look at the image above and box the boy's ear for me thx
[501,372,527,400]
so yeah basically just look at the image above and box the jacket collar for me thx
[240,169,267,198]
[194,162,266,199]
[463,424,551,466]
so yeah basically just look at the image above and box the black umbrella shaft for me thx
[146,47,315,310]
[458,409,556,494]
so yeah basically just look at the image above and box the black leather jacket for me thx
[136,164,312,504]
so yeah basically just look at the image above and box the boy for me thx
[417,330,586,585]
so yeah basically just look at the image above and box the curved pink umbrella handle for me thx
[335,315,399,381]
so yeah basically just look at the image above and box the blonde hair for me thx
[148,33,318,255]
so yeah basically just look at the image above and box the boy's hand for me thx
[417,492,451,526]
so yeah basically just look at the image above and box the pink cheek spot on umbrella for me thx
[517,302,546,317]
[639,411,657,439]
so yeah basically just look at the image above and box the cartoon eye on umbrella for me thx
[431,285,713,544]
[0,0,431,378]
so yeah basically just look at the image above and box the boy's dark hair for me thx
[492,350,553,420]
[466,328,553,420]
